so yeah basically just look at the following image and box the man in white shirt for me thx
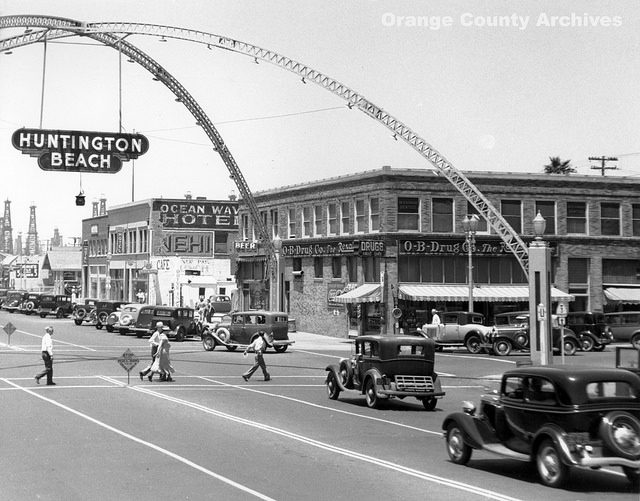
[35,326,55,385]
[139,321,163,382]
[242,331,273,382]
[431,309,441,325]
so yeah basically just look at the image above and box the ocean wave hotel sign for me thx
[12,128,149,173]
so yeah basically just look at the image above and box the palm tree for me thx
[544,156,576,174]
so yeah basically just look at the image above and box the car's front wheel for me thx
[493,339,512,356]
[39,313,47,318]
[536,439,569,488]
[74,319,82,326]
[202,335,216,351]
[273,344,288,353]
[364,379,379,409]
[422,397,437,411]
[465,335,482,354]
[326,372,340,400]
[563,338,578,356]
[445,423,472,465]
[106,325,114,333]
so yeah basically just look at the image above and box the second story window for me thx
[535,201,556,235]
[314,206,323,236]
[633,204,640,236]
[341,201,350,235]
[467,203,487,232]
[567,202,587,234]
[302,206,313,237]
[501,200,521,233]
[241,214,249,240]
[369,197,380,232]
[355,199,366,233]
[398,197,420,231]
[601,202,620,236]
[432,198,453,233]
[288,208,296,238]
[327,203,338,235]
[270,209,279,238]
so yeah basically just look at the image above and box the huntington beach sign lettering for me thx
[12,128,149,173]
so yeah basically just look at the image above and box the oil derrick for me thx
[3,200,12,254]
[14,233,22,257]
[51,228,62,248]
[26,204,39,256]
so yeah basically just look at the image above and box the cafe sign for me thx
[12,128,149,173]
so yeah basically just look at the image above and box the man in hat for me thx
[35,326,55,385]
[430,308,441,325]
[242,331,273,382]
[139,321,163,382]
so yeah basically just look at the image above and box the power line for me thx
[589,155,618,176]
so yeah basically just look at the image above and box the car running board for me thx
[481,443,530,462]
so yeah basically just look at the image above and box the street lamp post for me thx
[462,214,479,312]
[529,211,553,366]
[272,235,282,311]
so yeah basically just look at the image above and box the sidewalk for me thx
[290,331,353,351]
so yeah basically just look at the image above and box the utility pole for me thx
[589,156,618,176]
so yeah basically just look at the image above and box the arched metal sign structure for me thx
[0,15,530,276]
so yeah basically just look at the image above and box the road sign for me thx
[3,321,16,345]
[117,348,140,372]
[556,302,568,318]
[558,316,566,326]
[537,303,546,321]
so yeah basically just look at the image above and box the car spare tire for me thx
[600,411,640,460]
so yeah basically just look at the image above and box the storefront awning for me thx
[333,283,381,304]
[398,284,574,302]
[604,287,640,304]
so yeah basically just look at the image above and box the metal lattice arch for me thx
[0,15,530,276]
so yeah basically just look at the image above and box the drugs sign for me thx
[12,128,149,174]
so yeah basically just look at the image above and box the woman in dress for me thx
[150,331,175,382]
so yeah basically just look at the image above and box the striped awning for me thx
[398,284,574,302]
[332,283,381,304]
[604,287,640,304]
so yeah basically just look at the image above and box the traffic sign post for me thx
[117,348,140,385]
[3,322,16,345]
[555,302,568,364]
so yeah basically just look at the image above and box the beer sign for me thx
[12,128,149,173]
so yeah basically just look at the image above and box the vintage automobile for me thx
[325,335,445,410]
[210,294,232,314]
[107,303,147,334]
[443,365,640,489]
[37,294,73,318]
[2,290,28,313]
[202,311,294,352]
[0,288,9,306]
[71,298,98,326]
[131,305,199,341]
[606,311,640,349]
[419,311,495,354]
[19,292,43,315]
[482,313,580,357]
[566,311,613,352]
[94,300,127,330]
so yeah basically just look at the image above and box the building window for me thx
[214,232,228,255]
[314,257,323,278]
[432,198,453,233]
[288,208,296,238]
[501,200,521,233]
[332,256,341,278]
[270,209,279,238]
[466,203,487,232]
[568,258,589,311]
[363,256,380,283]
[603,259,640,284]
[633,204,640,237]
[140,229,148,253]
[259,211,267,240]
[302,207,313,237]
[601,202,621,236]
[398,197,420,231]
[292,257,302,272]
[369,198,380,232]
[241,214,249,241]
[327,203,338,235]
[347,255,358,282]
[535,201,556,234]
[314,206,323,236]
[566,202,587,234]
[341,201,350,235]
[355,199,366,233]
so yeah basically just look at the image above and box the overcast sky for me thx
[1,0,639,244]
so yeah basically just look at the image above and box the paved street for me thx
[1,310,638,501]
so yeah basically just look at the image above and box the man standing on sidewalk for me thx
[35,326,55,385]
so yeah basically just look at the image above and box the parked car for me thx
[94,301,127,330]
[71,298,98,326]
[202,311,294,352]
[19,292,43,315]
[210,294,232,314]
[325,335,445,410]
[0,288,9,306]
[107,303,147,334]
[419,311,495,354]
[605,311,640,349]
[131,306,199,341]
[37,294,73,318]
[443,365,640,489]
[565,311,613,352]
[482,313,580,357]
[2,291,28,313]
[492,310,529,328]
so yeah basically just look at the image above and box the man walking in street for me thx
[242,331,273,382]
[35,326,55,385]
[139,321,163,382]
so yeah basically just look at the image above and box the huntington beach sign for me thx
[12,128,149,173]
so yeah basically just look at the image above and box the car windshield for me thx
[586,381,638,400]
